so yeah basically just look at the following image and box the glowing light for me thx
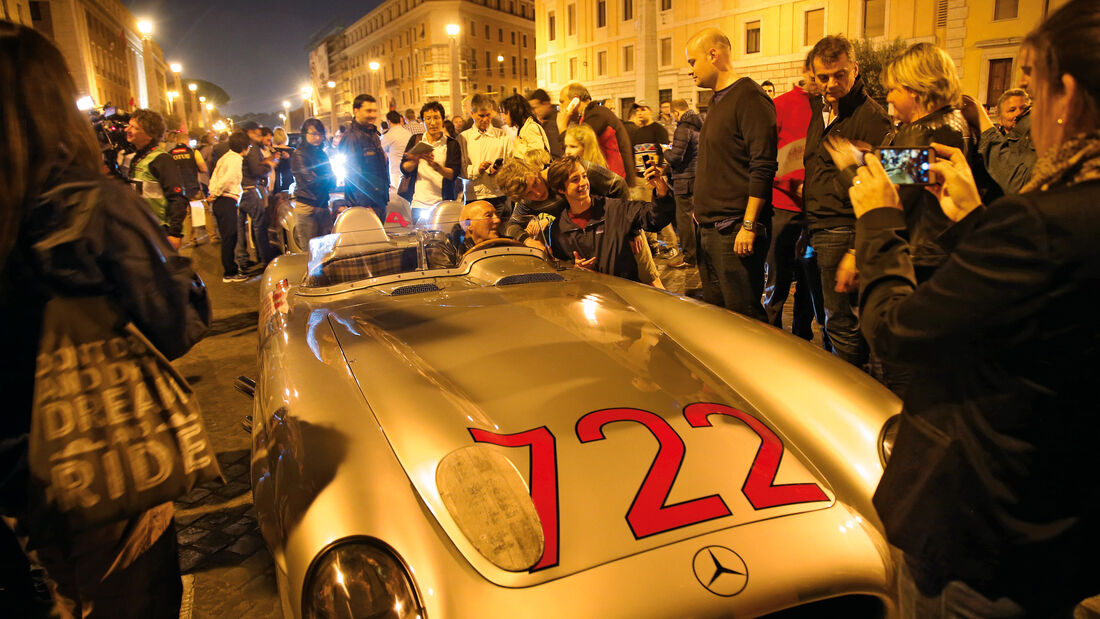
[331,152,347,186]
[369,61,380,71]
[335,567,345,586]
[301,85,313,97]
[205,103,213,111]
[199,95,206,102]
[497,54,504,62]
[282,100,290,109]
[167,90,179,99]
[187,83,197,92]
[169,62,182,73]
[394,601,403,613]
[581,296,599,324]
[76,96,95,111]
[327,80,336,88]
[212,120,227,131]
[137,20,153,35]
[445,24,460,36]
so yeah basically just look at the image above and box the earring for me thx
[1057,118,1064,124]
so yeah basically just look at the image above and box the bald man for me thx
[460,200,502,246]
[685,27,777,321]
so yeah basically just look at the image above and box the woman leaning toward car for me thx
[847,1,1100,615]
[0,22,211,617]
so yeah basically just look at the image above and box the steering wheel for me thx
[467,237,525,252]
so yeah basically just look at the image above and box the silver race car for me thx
[247,206,902,618]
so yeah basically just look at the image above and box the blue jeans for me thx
[809,226,867,367]
[236,187,275,267]
[697,221,768,321]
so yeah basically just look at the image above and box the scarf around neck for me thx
[1022,130,1100,193]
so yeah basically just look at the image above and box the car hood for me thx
[327,277,840,585]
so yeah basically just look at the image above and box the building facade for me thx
[534,0,1066,115]
[26,0,171,116]
[310,0,537,129]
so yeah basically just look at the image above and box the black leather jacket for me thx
[884,106,968,277]
[291,142,336,208]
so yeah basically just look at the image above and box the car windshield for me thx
[302,203,538,288]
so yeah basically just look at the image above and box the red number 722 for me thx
[470,403,828,572]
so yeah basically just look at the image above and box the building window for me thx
[548,12,556,40]
[660,37,672,66]
[863,0,885,37]
[745,20,760,54]
[511,31,516,44]
[993,0,1018,20]
[623,44,634,72]
[804,8,824,46]
[486,51,491,73]
[597,0,606,27]
[623,0,633,21]
[986,58,1013,105]
[485,24,490,38]
[470,20,475,36]
[567,4,576,36]
[597,50,607,75]
[661,0,671,9]
[512,55,517,75]
[569,57,577,80]
[523,34,528,47]
[498,28,503,42]
[523,57,529,77]
[549,60,558,83]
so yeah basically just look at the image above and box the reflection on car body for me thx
[248,208,903,618]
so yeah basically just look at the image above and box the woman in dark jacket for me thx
[848,2,1100,614]
[291,118,337,248]
[881,42,969,282]
[0,23,210,617]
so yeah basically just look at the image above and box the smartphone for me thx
[566,97,581,114]
[876,147,935,185]
[493,157,504,169]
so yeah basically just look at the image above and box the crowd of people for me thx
[2,0,1099,615]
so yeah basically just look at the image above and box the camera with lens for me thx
[89,105,133,179]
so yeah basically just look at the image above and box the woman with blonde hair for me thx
[563,124,609,168]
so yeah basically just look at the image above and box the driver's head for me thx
[460,201,501,245]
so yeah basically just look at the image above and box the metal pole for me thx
[450,37,461,118]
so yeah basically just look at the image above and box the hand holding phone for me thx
[566,97,581,115]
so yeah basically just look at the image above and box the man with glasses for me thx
[123,109,190,249]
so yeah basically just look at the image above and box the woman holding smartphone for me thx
[879,42,969,283]
[848,1,1100,614]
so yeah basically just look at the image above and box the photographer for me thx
[123,109,190,249]
[849,1,1100,613]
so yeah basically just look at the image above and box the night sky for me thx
[122,0,379,115]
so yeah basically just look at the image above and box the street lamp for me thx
[368,61,382,109]
[137,20,152,38]
[326,81,338,134]
[170,62,182,74]
[446,25,461,118]
[301,85,314,117]
[187,83,199,131]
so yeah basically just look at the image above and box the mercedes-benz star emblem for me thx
[692,545,749,597]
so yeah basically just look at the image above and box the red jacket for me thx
[772,86,813,213]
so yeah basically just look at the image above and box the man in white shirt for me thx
[207,131,251,282]
[457,93,513,220]
[381,110,412,190]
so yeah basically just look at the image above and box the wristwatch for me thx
[742,219,755,231]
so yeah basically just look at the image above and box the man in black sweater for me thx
[802,35,892,367]
[686,28,778,321]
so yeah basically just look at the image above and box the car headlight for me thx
[303,539,424,619]
[878,414,900,467]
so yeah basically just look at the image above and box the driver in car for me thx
[459,200,504,250]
